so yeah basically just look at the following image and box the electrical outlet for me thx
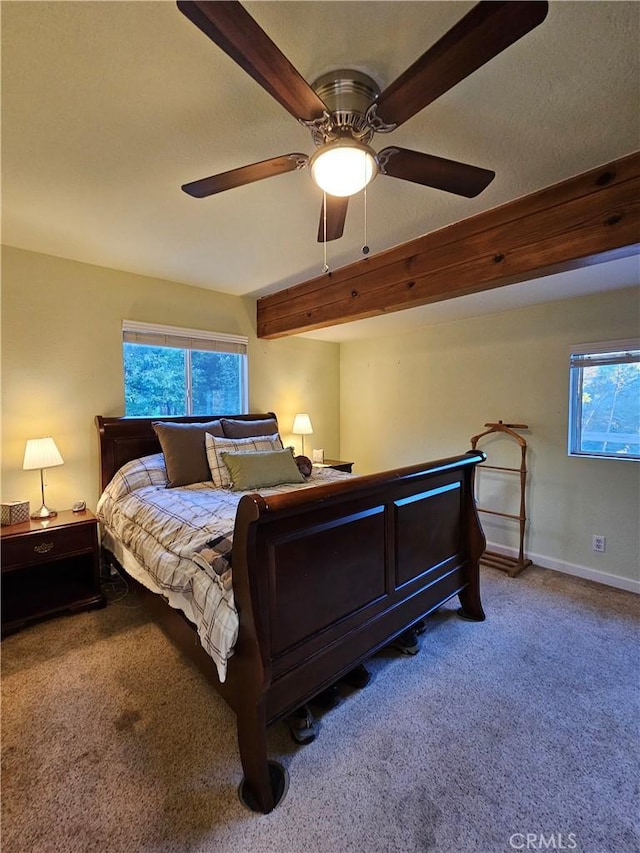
[592,535,606,553]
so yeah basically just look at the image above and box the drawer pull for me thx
[34,541,54,554]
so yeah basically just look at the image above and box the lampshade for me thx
[309,139,378,197]
[23,437,64,519]
[292,414,313,435]
[23,437,64,471]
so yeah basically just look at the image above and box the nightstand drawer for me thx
[2,523,95,570]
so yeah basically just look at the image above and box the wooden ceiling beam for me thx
[257,151,640,339]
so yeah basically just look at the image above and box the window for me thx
[568,339,640,460]
[122,320,248,417]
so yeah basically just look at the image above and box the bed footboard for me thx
[230,450,486,812]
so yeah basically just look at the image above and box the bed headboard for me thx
[95,413,277,493]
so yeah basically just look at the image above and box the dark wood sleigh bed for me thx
[96,413,487,813]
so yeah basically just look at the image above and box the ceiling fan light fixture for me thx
[309,139,378,197]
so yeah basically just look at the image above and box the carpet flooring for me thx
[1,565,638,853]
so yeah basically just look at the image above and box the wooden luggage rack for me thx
[470,421,533,578]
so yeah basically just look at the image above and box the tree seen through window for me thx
[124,343,245,417]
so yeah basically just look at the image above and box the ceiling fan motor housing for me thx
[309,70,380,145]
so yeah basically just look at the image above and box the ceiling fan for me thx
[177,0,549,243]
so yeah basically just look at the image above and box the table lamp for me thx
[292,413,313,456]
[23,437,64,519]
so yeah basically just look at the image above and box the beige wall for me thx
[1,246,340,511]
[340,286,640,587]
[3,245,637,589]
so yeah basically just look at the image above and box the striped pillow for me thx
[205,432,283,488]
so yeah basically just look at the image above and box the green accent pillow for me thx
[220,448,306,491]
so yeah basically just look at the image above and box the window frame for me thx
[568,337,640,462]
[122,320,249,416]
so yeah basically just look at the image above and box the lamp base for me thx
[31,504,57,520]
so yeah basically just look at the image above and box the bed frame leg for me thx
[236,702,288,814]
[457,573,486,622]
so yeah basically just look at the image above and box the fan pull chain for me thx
[362,184,370,256]
[322,191,329,273]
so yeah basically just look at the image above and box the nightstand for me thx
[313,459,354,473]
[1,509,105,636]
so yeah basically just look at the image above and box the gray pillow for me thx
[220,448,306,491]
[153,420,224,487]
[221,417,279,438]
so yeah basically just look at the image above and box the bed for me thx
[95,412,487,813]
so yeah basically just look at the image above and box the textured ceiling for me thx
[2,1,639,340]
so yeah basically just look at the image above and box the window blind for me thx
[122,320,248,355]
[569,338,639,369]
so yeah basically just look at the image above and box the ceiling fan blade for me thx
[182,153,308,198]
[317,195,349,243]
[378,147,495,197]
[373,1,549,129]
[177,1,327,122]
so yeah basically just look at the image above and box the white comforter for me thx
[97,454,349,682]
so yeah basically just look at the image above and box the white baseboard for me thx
[484,541,640,594]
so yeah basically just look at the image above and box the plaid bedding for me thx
[97,453,349,682]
